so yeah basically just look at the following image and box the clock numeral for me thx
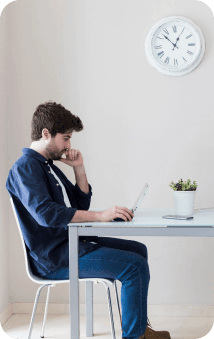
[157,51,164,58]
[164,57,170,64]
[187,50,193,55]
[157,36,164,39]
[186,34,193,39]
[155,45,162,49]
[172,25,177,33]
[174,59,178,66]
[182,57,187,62]
[163,28,169,35]
[188,43,195,46]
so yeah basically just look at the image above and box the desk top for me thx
[68,208,214,227]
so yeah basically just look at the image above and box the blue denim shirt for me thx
[5,148,101,277]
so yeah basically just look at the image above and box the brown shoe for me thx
[144,318,171,338]
[122,317,170,339]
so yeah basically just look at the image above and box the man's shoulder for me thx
[11,154,43,176]
[6,155,45,192]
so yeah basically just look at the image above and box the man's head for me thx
[30,101,83,160]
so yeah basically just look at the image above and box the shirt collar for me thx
[22,148,53,166]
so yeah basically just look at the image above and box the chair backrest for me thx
[9,196,70,284]
[10,196,46,283]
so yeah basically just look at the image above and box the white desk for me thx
[68,208,214,339]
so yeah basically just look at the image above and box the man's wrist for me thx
[73,164,87,180]
[73,164,85,172]
[71,210,102,223]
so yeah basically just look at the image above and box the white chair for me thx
[10,197,122,339]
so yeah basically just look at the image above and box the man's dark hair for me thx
[31,101,83,141]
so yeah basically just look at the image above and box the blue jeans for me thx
[44,237,150,339]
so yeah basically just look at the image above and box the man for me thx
[6,101,170,339]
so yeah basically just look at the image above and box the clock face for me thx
[145,17,205,76]
[152,23,199,69]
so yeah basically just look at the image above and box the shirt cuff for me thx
[63,207,77,229]
[74,183,92,198]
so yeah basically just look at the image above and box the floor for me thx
[2,313,214,339]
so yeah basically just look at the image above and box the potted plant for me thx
[169,179,198,216]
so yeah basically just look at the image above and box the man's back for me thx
[6,148,101,277]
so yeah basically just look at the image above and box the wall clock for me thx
[145,16,206,76]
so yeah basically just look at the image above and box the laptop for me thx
[131,183,149,213]
[113,183,149,221]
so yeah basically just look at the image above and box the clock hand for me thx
[162,34,178,49]
[172,39,179,50]
[173,29,184,50]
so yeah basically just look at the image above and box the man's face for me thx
[45,131,72,160]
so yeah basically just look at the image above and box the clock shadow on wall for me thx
[145,16,206,76]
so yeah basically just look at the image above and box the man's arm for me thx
[60,148,134,222]
[73,164,89,194]
[71,163,112,222]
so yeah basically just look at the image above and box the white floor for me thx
[2,313,214,339]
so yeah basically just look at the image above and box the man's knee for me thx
[132,240,148,260]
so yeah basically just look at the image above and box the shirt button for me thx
[45,161,48,163]
[48,171,51,173]
[56,183,59,186]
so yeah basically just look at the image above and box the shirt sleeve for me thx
[72,183,92,210]
[12,162,76,229]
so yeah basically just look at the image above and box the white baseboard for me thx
[1,302,214,326]
[1,302,213,326]
[0,304,13,327]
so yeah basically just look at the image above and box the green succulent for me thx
[169,178,197,191]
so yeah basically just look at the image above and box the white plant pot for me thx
[173,191,196,216]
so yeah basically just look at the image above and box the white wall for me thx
[2,0,214,308]
[0,4,11,316]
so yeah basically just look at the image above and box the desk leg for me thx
[69,226,79,339]
[86,281,93,337]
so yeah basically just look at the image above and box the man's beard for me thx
[45,145,65,161]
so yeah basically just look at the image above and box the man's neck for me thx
[30,142,48,159]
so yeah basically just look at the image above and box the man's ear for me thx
[42,128,51,140]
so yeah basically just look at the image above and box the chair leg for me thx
[114,280,122,330]
[40,285,51,338]
[28,284,52,339]
[99,281,116,339]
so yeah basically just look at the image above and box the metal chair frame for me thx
[10,197,122,339]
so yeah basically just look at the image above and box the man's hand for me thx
[98,206,134,222]
[60,148,83,168]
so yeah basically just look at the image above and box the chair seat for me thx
[80,277,115,285]
[30,271,115,286]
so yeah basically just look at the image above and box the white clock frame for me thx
[145,16,206,76]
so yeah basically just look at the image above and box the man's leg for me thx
[82,238,171,339]
[89,237,149,262]
[82,237,149,336]
[79,246,150,339]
